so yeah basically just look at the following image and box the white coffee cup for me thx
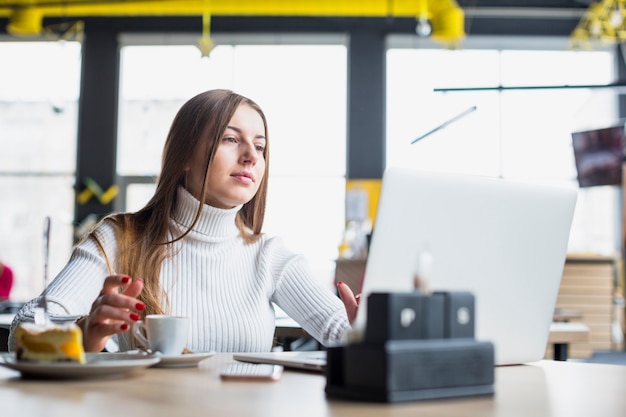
[132,315,189,355]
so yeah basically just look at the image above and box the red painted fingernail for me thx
[120,323,129,330]
[121,276,130,284]
[337,281,344,287]
[130,313,140,321]
[135,302,145,311]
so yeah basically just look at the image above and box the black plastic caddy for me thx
[325,291,495,403]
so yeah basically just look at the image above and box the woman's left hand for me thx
[337,281,360,324]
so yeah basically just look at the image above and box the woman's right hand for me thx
[337,281,360,325]
[78,275,145,352]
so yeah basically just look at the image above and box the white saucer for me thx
[0,352,160,379]
[152,352,215,368]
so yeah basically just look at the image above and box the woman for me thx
[9,89,358,353]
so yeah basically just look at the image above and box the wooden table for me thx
[1,353,626,417]
[549,308,589,361]
[549,322,591,361]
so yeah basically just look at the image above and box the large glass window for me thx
[0,40,81,300]
[387,36,619,255]
[117,35,347,288]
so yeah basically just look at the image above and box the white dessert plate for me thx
[0,352,161,379]
[152,351,215,368]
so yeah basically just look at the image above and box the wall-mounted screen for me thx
[572,124,624,188]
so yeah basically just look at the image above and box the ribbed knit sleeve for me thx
[264,237,351,346]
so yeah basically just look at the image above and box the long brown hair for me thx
[88,89,270,315]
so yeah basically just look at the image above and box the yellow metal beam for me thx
[0,0,433,19]
[1,0,464,46]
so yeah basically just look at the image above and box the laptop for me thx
[237,167,577,368]
[233,351,327,372]
[353,167,577,365]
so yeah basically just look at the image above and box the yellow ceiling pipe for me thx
[430,2,465,46]
[2,0,465,44]
[414,0,465,47]
[6,7,43,36]
[0,0,455,19]
[197,0,214,57]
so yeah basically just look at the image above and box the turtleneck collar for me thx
[172,186,242,239]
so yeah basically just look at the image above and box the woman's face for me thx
[186,103,267,209]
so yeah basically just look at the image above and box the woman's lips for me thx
[232,172,254,184]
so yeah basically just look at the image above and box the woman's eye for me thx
[255,145,266,153]
[224,136,236,143]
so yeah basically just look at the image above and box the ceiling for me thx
[0,0,593,20]
[0,0,602,42]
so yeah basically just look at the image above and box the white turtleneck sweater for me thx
[9,187,351,353]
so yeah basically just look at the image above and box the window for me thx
[0,41,81,300]
[117,35,348,287]
[386,36,619,255]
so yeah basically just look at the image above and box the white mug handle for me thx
[132,320,149,349]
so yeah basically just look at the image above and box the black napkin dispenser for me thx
[325,291,495,403]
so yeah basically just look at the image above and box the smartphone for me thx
[220,362,284,381]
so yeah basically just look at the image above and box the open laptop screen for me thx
[353,167,577,365]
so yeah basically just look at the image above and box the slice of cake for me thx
[14,322,86,364]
